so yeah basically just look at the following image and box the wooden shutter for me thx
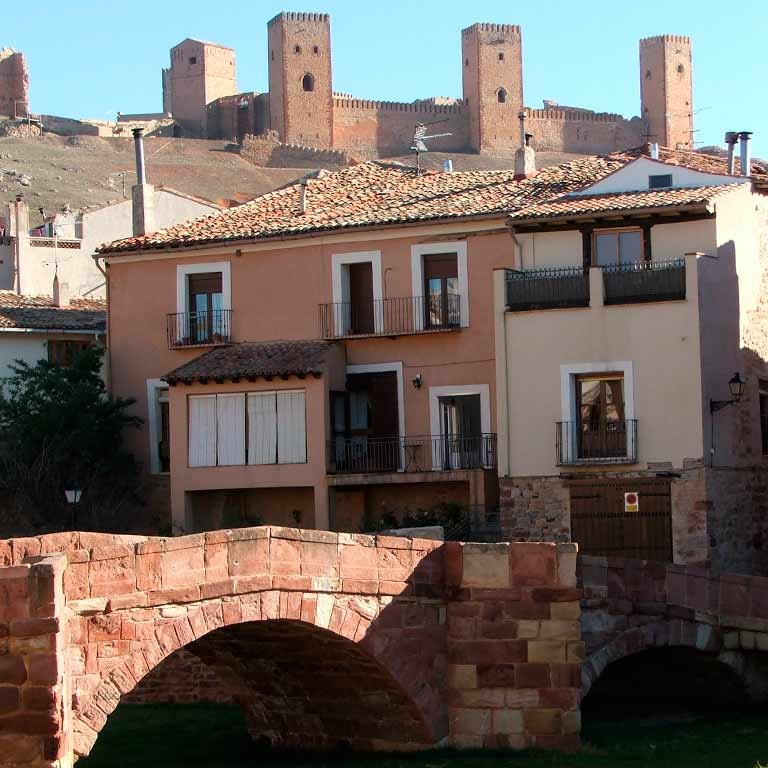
[188,395,217,467]
[277,391,307,464]
[247,392,277,465]
[216,393,245,466]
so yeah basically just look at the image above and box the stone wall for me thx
[499,476,570,543]
[332,99,469,159]
[240,132,349,170]
[527,110,645,155]
[123,648,233,705]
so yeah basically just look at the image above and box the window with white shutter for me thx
[216,393,246,466]
[188,395,217,467]
[247,392,277,465]
[277,391,307,464]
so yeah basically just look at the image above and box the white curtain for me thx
[188,395,217,467]
[216,393,245,466]
[277,391,307,464]
[247,392,277,465]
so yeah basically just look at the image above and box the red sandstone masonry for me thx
[0,527,582,762]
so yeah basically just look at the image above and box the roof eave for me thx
[507,200,716,228]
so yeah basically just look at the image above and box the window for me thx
[645,69,652,79]
[497,88,507,104]
[189,56,197,65]
[187,272,224,343]
[424,253,460,329]
[649,174,673,189]
[760,380,768,455]
[577,374,626,459]
[188,390,306,468]
[498,52,505,61]
[594,229,643,266]
[294,45,301,54]
[48,340,91,367]
[677,64,685,74]
[313,45,319,54]
[302,73,315,92]
[158,390,170,473]
[464,58,469,67]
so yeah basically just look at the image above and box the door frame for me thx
[411,241,469,329]
[428,384,491,469]
[332,251,383,335]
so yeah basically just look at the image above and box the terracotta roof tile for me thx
[0,291,106,332]
[507,184,741,222]
[163,340,336,384]
[99,146,765,255]
[99,156,628,254]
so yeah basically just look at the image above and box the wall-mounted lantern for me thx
[411,374,423,390]
[710,372,746,413]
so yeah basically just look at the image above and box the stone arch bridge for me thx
[1,527,767,766]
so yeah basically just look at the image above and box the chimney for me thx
[514,111,536,179]
[738,131,753,177]
[52,273,70,308]
[131,128,155,236]
[725,132,738,175]
[650,142,660,160]
[443,159,454,173]
[298,179,308,215]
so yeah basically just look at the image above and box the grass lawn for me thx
[79,704,768,768]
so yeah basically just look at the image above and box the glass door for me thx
[188,272,223,343]
[424,253,460,329]
[438,394,482,469]
[577,375,626,459]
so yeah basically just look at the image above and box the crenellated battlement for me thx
[527,108,624,123]
[640,34,691,46]
[333,97,466,115]
[268,11,330,25]
[462,22,521,35]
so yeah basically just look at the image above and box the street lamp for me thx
[65,488,82,529]
[710,372,746,412]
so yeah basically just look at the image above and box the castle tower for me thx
[461,23,524,154]
[0,48,29,118]
[639,35,693,150]
[267,12,333,148]
[164,39,237,137]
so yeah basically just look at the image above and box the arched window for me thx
[677,64,685,74]
[302,73,315,92]
[294,45,301,54]
[497,88,507,104]
[645,69,652,79]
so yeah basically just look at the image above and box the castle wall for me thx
[332,99,469,158]
[527,109,645,155]
[0,49,29,118]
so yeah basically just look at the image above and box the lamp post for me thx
[65,488,82,530]
[710,372,746,412]
[710,372,746,465]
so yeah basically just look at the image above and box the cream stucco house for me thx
[493,153,768,574]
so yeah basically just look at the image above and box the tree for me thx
[0,345,142,535]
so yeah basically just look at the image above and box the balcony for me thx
[327,433,497,475]
[556,420,638,466]
[167,310,232,349]
[505,266,590,311]
[602,259,686,305]
[319,295,461,339]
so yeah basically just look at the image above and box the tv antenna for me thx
[410,119,453,175]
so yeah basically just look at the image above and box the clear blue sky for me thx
[5,0,768,155]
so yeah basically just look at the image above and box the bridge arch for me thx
[72,587,444,759]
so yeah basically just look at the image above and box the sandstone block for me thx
[450,707,492,736]
[539,620,580,640]
[527,640,566,663]
[551,601,581,621]
[524,707,562,735]
[462,544,510,588]
[492,708,524,734]
[448,664,477,690]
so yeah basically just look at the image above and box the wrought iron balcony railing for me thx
[602,259,686,305]
[319,294,461,339]
[556,420,638,466]
[167,310,233,348]
[505,266,590,311]
[327,433,497,474]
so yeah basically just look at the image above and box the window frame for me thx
[592,227,645,267]
[47,339,92,367]
[411,241,469,329]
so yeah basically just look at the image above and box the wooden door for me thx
[348,262,375,334]
[569,477,672,561]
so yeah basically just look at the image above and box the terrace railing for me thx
[167,309,233,348]
[556,420,638,466]
[602,259,686,305]
[505,266,590,311]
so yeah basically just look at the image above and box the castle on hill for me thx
[161,12,694,158]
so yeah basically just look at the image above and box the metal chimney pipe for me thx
[650,142,660,160]
[518,111,527,149]
[132,127,147,185]
[299,180,308,215]
[738,131,753,177]
[725,132,738,175]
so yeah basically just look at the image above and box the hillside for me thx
[0,135,313,226]
[0,134,586,228]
